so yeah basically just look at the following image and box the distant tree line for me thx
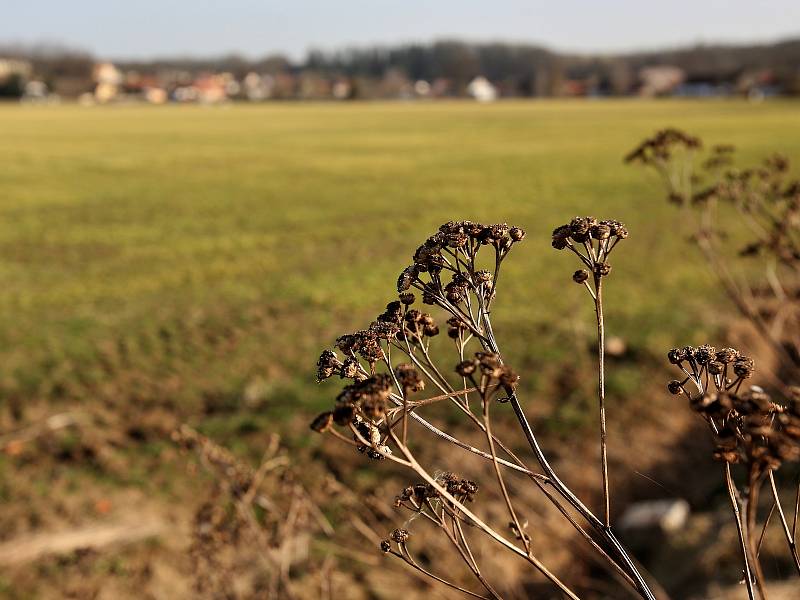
[2,37,800,98]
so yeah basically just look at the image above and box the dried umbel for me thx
[309,219,658,600]
[552,216,628,530]
[665,346,800,593]
[310,220,528,468]
[627,129,800,381]
[666,347,799,470]
[551,216,627,278]
[624,127,702,176]
[457,351,518,397]
[395,473,480,513]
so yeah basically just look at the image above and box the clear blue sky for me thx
[4,1,800,60]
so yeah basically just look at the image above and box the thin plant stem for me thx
[756,501,776,558]
[481,387,531,555]
[767,469,800,574]
[391,548,490,599]
[389,431,581,600]
[594,274,611,528]
[745,468,767,599]
[726,463,756,600]
[481,313,656,600]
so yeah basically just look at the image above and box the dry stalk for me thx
[311,220,657,598]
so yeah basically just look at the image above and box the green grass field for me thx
[1,99,799,423]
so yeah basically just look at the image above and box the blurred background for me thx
[1,2,799,599]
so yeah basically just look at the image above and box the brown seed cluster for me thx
[395,363,425,393]
[396,221,524,304]
[666,345,800,471]
[380,528,411,554]
[310,221,522,507]
[552,216,628,284]
[698,154,800,265]
[624,128,702,166]
[395,472,480,512]
[310,292,432,459]
[456,351,518,396]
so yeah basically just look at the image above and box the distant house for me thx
[192,74,229,103]
[0,58,32,80]
[92,62,123,103]
[243,72,274,101]
[637,66,685,97]
[331,78,352,100]
[560,78,599,97]
[0,58,32,98]
[467,76,498,102]
[413,80,431,98]
[737,69,780,99]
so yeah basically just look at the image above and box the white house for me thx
[467,76,498,102]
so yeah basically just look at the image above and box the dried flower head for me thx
[316,349,341,382]
[309,411,334,433]
[394,363,425,393]
[573,269,589,284]
[665,344,799,472]
[390,528,410,544]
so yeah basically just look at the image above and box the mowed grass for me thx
[0,99,799,420]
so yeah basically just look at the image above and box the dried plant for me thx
[173,425,334,599]
[628,130,800,598]
[665,347,800,599]
[626,129,800,381]
[310,220,658,599]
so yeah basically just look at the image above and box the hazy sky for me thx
[4,1,800,60]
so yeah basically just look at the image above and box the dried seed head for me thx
[444,281,465,303]
[591,223,611,240]
[456,358,479,377]
[708,361,725,375]
[509,226,526,241]
[667,348,685,364]
[716,348,740,364]
[695,344,716,365]
[733,357,755,379]
[377,301,403,325]
[421,283,438,305]
[395,363,425,393]
[340,374,393,420]
[445,231,469,248]
[361,394,387,420]
[310,411,334,433]
[316,349,341,382]
[497,236,513,252]
[569,217,590,238]
[474,270,492,284]
[603,219,629,239]
[667,380,684,395]
[447,316,468,339]
[380,540,391,553]
[370,320,400,340]
[399,292,415,305]
[332,403,357,426]
[335,334,358,355]
[397,266,418,292]
[572,269,589,284]
[391,528,410,544]
[551,225,571,249]
[340,357,361,380]
[593,262,612,277]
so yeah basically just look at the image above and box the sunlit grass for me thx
[0,99,798,415]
